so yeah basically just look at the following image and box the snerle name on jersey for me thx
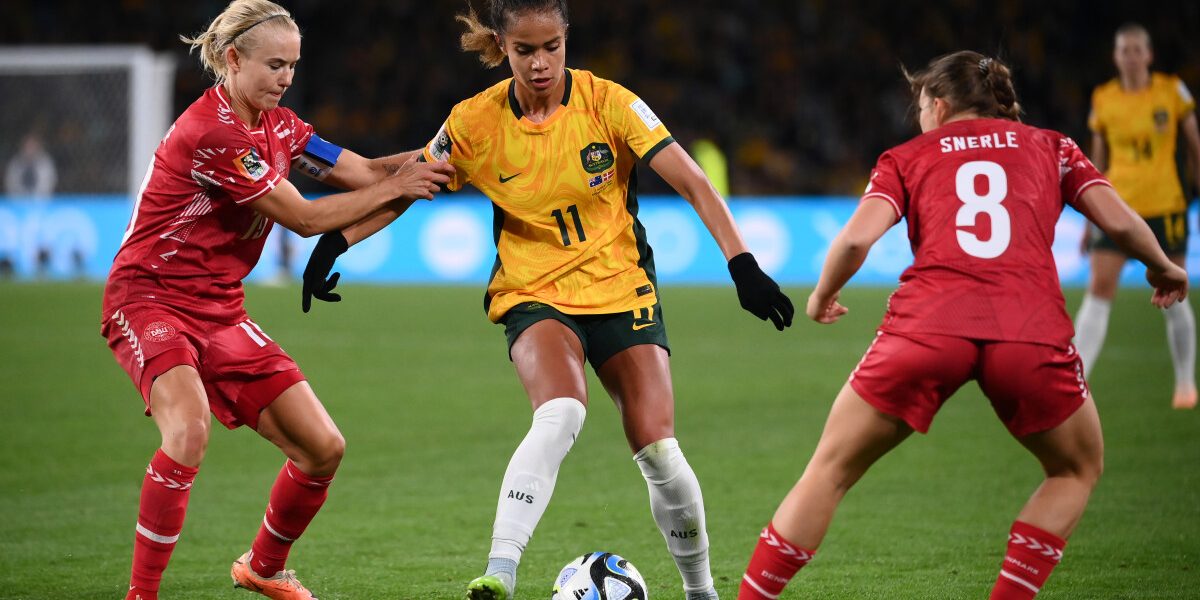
[939,131,1019,153]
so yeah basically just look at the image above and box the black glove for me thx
[728,252,794,331]
[302,231,349,313]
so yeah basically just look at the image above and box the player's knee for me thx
[304,430,346,476]
[162,417,210,466]
[533,397,587,443]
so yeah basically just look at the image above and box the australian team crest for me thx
[580,142,614,174]
[1153,107,1169,133]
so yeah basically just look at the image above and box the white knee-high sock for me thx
[1074,293,1112,378]
[489,397,586,566]
[635,438,714,594]
[1164,300,1196,391]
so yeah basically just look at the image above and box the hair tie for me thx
[978,58,993,74]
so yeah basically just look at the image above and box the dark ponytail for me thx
[457,0,570,68]
[906,51,1021,121]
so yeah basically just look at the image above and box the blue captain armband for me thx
[294,133,343,180]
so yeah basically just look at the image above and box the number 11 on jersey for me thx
[552,204,587,246]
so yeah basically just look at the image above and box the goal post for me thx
[0,45,175,196]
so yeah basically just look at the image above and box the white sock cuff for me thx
[1080,293,1112,312]
[634,437,684,483]
[533,397,586,433]
[1164,299,1194,317]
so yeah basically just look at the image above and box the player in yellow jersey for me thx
[302,1,792,598]
[1075,23,1200,409]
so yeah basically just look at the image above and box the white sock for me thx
[489,397,586,566]
[1164,300,1196,391]
[1074,293,1112,378]
[634,438,714,594]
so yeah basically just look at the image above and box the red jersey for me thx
[103,86,314,324]
[862,118,1110,345]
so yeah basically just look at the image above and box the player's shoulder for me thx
[174,87,252,145]
[447,78,511,137]
[571,69,635,110]
[1091,78,1121,102]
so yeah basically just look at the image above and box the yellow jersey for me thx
[1088,72,1196,217]
[421,69,676,322]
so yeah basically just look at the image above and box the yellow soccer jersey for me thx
[1088,72,1196,217]
[421,69,676,322]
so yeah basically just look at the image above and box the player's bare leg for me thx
[738,383,911,600]
[231,382,343,600]
[127,365,210,600]
[773,383,912,550]
[598,345,717,600]
[469,320,589,600]
[1074,250,1124,378]
[1164,253,1197,409]
[988,396,1103,599]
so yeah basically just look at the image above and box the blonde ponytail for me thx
[180,0,297,83]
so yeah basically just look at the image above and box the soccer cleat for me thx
[231,552,318,600]
[1173,388,1197,410]
[465,574,512,600]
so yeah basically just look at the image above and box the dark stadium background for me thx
[3,0,1198,196]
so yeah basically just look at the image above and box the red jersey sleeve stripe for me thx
[1071,178,1113,204]
[233,174,282,205]
[862,192,902,221]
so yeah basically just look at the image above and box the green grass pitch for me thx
[0,283,1196,599]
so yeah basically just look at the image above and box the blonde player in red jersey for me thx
[302,1,793,598]
[101,1,452,598]
[1075,23,1200,409]
[736,52,1188,600]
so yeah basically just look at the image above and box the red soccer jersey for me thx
[862,118,1111,345]
[103,87,314,324]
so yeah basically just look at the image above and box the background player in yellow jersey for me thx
[1075,23,1200,409]
[302,1,793,598]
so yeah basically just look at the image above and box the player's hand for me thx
[1079,223,1091,256]
[728,252,794,331]
[383,158,454,201]
[302,231,349,313]
[806,289,848,324]
[1146,263,1189,309]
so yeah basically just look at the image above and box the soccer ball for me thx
[551,552,648,600]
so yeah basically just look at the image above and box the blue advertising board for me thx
[1,195,1196,287]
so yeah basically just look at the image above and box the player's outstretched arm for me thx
[1075,184,1188,307]
[254,159,453,238]
[649,141,795,330]
[807,198,896,324]
[319,148,425,191]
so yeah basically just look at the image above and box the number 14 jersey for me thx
[863,118,1111,346]
[421,69,675,322]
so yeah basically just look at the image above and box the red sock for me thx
[128,449,198,596]
[249,460,335,577]
[990,520,1067,599]
[738,522,816,600]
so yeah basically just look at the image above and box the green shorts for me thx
[1090,210,1189,255]
[500,300,670,368]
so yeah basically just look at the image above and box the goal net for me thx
[0,46,175,196]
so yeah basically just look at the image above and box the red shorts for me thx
[102,302,306,430]
[849,331,1089,437]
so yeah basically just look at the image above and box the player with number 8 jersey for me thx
[865,114,1099,345]
[737,51,1187,600]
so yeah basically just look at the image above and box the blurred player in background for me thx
[101,1,452,598]
[737,51,1188,600]
[302,1,793,598]
[1075,23,1200,409]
